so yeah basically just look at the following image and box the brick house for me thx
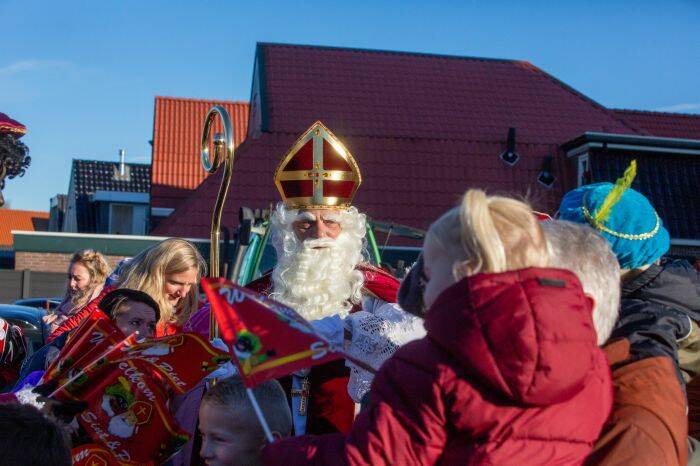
[153,43,700,258]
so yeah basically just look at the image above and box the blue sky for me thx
[1,0,698,211]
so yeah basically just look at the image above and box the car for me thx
[13,297,62,312]
[0,304,49,353]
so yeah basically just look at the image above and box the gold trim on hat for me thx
[582,205,661,240]
[274,121,361,210]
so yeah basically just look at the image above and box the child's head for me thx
[423,189,548,308]
[99,288,161,337]
[0,403,71,466]
[199,377,291,466]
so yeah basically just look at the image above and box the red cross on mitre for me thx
[274,121,362,210]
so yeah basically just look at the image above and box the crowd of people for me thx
[0,122,698,466]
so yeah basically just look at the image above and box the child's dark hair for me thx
[0,403,71,466]
[99,288,161,322]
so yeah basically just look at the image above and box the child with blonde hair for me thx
[262,189,612,465]
[199,377,291,466]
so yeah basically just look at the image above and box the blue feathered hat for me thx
[558,161,670,270]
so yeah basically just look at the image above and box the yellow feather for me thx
[593,160,637,227]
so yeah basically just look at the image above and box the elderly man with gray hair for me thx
[542,220,688,466]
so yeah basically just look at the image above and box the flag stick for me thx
[46,332,138,398]
[246,387,275,443]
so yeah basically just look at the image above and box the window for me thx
[577,153,591,186]
[109,204,133,234]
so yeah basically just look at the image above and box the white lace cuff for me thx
[345,300,426,402]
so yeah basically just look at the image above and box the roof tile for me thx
[151,97,249,209]
[612,109,700,139]
[0,209,49,247]
[72,159,150,196]
[260,44,636,143]
[156,43,698,239]
[153,133,566,237]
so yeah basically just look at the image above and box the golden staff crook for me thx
[200,106,236,339]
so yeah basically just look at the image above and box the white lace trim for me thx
[15,386,45,410]
[345,298,426,402]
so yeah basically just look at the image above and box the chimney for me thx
[119,149,126,176]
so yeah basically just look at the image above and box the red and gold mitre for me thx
[0,112,26,138]
[274,121,361,210]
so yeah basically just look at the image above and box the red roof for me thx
[0,209,49,247]
[612,109,700,140]
[150,97,249,210]
[153,43,695,239]
[258,44,635,142]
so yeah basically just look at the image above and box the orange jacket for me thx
[586,338,688,466]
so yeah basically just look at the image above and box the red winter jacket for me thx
[262,268,613,466]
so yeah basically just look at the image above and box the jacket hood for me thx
[623,259,700,322]
[424,268,599,406]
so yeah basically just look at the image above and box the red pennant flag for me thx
[97,332,231,394]
[64,359,189,464]
[71,443,152,466]
[46,327,230,461]
[202,277,344,388]
[43,313,124,385]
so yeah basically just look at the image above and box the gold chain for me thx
[582,205,660,240]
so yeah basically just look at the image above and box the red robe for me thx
[249,264,400,435]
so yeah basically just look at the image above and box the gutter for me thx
[562,132,700,156]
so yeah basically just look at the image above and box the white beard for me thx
[270,206,367,321]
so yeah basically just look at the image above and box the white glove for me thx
[210,337,230,352]
[205,337,238,381]
[205,361,238,381]
[310,315,345,348]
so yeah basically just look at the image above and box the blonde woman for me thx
[117,238,206,336]
[48,238,206,341]
[44,250,111,334]
[262,189,612,465]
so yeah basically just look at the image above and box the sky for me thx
[1,0,699,211]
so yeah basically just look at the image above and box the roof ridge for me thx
[516,62,643,136]
[612,108,700,119]
[0,209,49,216]
[257,41,521,64]
[72,158,151,167]
[264,130,572,146]
[155,96,249,105]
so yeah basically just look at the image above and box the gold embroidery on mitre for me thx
[274,121,362,209]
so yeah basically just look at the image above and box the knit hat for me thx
[558,161,670,270]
